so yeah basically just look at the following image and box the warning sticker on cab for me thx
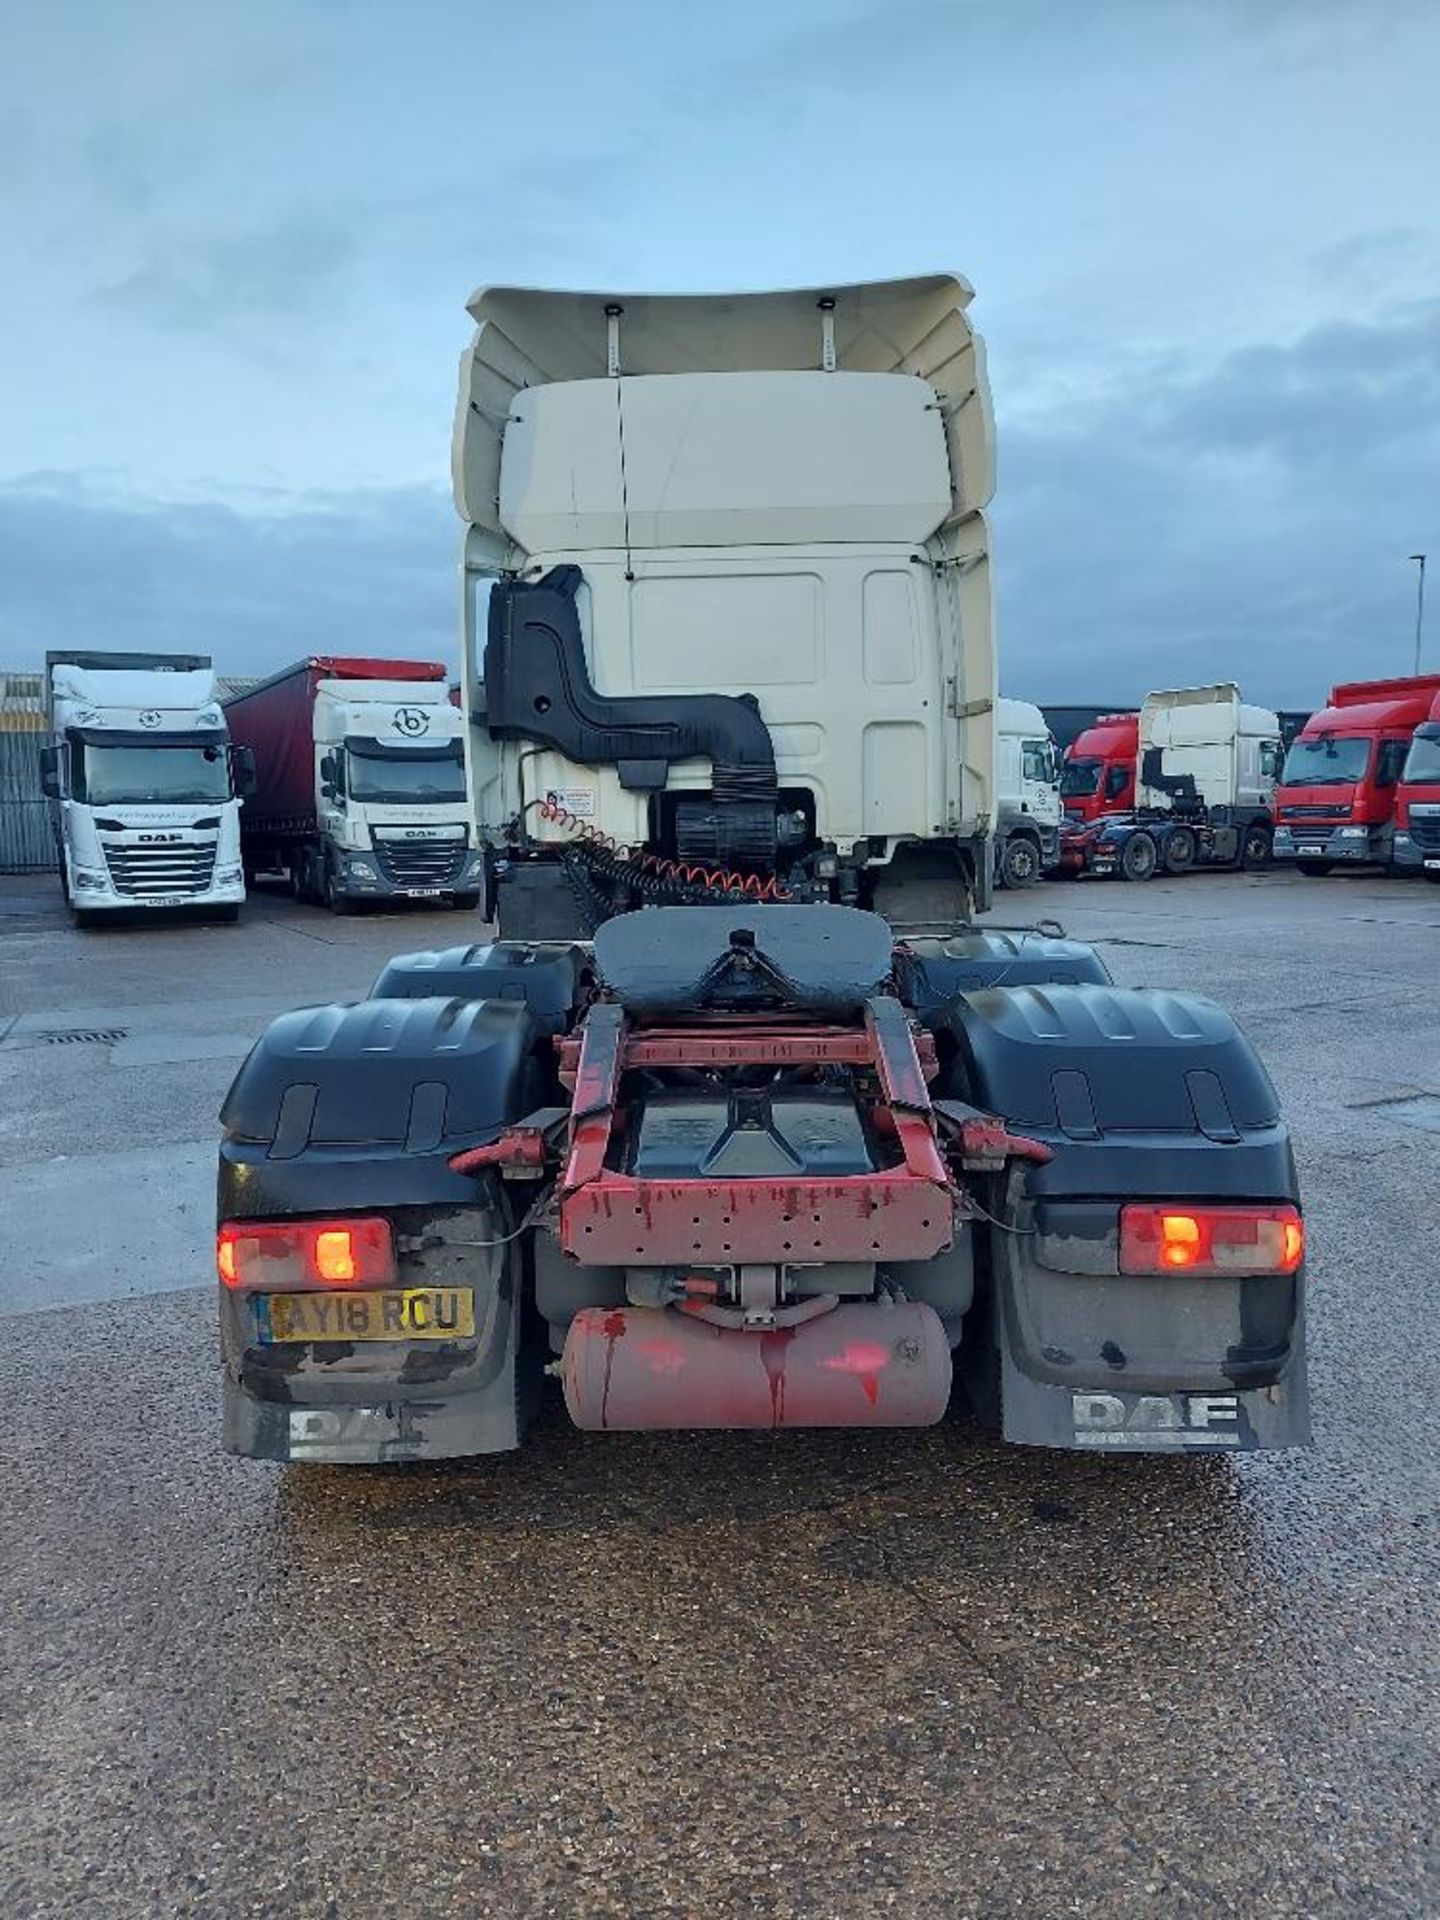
[547,787,597,819]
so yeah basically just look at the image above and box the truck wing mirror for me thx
[319,751,338,784]
[231,745,257,798]
[39,745,61,799]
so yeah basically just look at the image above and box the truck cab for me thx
[41,652,249,924]
[1272,676,1440,873]
[224,660,484,912]
[454,278,998,936]
[1392,689,1440,879]
[1060,713,1137,823]
[311,680,476,905]
[994,697,1060,886]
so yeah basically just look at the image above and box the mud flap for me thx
[219,1200,533,1465]
[997,1299,1311,1453]
[224,1354,525,1464]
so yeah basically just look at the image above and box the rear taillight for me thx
[216,1218,396,1290]
[1119,1204,1303,1277]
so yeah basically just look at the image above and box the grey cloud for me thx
[0,479,456,677]
[103,214,361,334]
[997,303,1439,707]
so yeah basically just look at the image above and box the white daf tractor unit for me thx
[1136,684,1282,818]
[41,651,251,926]
[452,276,997,936]
[994,697,1060,887]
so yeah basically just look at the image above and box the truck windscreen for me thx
[1402,730,1440,784]
[1281,736,1371,786]
[1023,740,1057,784]
[1060,759,1100,797]
[346,743,466,804]
[80,742,231,805]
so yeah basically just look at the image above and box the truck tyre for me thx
[1426,868,1440,885]
[325,867,357,916]
[1000,836,1042,889]
[1161,826,1197,874]
[1241,823,1273,870]
[1119,832,1157,882]
[70,906,102,931]
[451,892,482,911]
[212,903,242,924]
[1297,863,1332,878]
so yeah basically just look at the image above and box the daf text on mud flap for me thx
[1071,1391,1241,1447]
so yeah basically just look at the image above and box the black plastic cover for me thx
[486,566,776,788]
[221,996,536,1150]
[899,930,1111,1014]
[372,942,591,1034]
[937,983,1297,1202]
[594,903,895,1016]
[628,1092,876,1179]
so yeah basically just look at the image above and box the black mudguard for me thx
[218,995,542,1463]
[900,929,1111,1012]
[371,940,593,1033]
[937,983,1310,1453]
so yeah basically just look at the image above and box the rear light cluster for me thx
[1120,1204,1304,1277]
[217,1217,396,1290]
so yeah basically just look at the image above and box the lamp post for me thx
[1411,554,1427,675]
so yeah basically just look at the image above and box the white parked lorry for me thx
[453,276,997,934]
[1061,682,1281,879]
[994,697,1060,887]
[41,651,250,925]
[222,658,484,913]
[1136,683,1281,819]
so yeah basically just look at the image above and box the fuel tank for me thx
[562,1300,952,1431]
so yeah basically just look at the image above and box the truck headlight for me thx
[1337,826,1367,840]
[348,860,377,881]
[215,864,243,886]
[73,869,109,891]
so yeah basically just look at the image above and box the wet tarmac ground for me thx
[2,870,1438,1917]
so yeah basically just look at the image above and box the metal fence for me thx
[0,671,56,873]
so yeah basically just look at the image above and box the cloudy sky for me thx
[2,0,1437,706]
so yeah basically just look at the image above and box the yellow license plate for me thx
[262,1288,475,1343]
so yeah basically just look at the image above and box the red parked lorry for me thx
[1392,687,1440,880]
[1059,713,1138,823]
[1271,675,1440,874]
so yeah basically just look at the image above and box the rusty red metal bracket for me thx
[556,995,956,1266]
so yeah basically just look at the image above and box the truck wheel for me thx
[211,904,241,924]
[1119,833,1157,882]
[70,907,102,931]
[1241,824,1273,871]
[451,892,482,911]
[1162,826,1197,874]
[1297,863,1332,878]
[1000,837,1042,889]
[325,867,357,916]
[1426,868,1440,885]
